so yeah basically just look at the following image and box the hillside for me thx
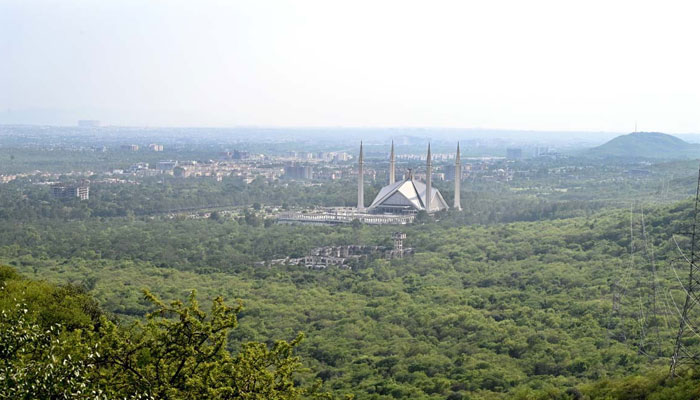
[3,200,700,399]
[588,131,700,159]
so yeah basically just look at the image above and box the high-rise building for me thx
[534,147,549,157]
[52,183,89,200]
[284,165,313,180]
[334,152,350,162]
[297,151,313,160]
[121,144,139,152]
[157,160,177,173]
[506,148,523,160]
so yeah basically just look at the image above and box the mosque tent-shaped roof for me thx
[368,175,448,213]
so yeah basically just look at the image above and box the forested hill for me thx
[3,264,698,399]
[587,131,700,159]
[3,198,700,398]
[0,266,333,399]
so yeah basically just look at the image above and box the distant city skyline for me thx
[3,0,700,133]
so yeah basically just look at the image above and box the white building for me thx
[358,142,454,214]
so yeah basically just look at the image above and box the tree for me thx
[98,290,330,399]
[98,290,239,398]
[0,304,106,400]
[414,210,430,224]
[1,269,335,400]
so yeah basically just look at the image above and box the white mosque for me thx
[357,141,462,214]
[277,142,461,225]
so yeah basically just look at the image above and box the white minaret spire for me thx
[389,140,395,185]
[357,141,364,210]
[454,142,462,211]
[425,143,432,213]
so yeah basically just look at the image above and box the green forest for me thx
[3,180,700,398]
[3,142,700,399]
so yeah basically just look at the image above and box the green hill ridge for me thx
[589,131,700,159]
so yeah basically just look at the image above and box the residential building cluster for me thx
[263,232,412,269]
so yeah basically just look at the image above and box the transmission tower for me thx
[608,202,668,355]
[639,207,664,357]
[669,164,700,377]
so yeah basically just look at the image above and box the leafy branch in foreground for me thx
[1,269,337,400]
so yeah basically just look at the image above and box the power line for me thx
[669,163,700,377]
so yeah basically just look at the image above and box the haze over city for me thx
[3,0,700,132]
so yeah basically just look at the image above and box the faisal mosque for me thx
[277,141,462,225]
[358,141,461,214]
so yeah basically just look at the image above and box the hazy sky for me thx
[2,0,700,132]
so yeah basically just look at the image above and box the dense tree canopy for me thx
[3,199,700,398]
[3,147,700,398]
[0,268,333,399]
